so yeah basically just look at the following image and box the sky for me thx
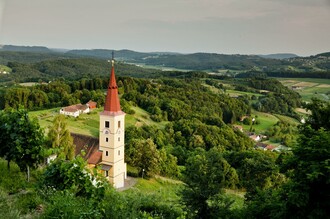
[0,0,329,56]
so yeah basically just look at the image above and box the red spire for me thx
[104,60,121,112]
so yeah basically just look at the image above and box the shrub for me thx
[127,165,139,177]
[41,192,102,219]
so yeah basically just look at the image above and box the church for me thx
[73,57,127,188]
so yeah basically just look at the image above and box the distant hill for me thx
[0,58,162,83]
[140,53,286,71]
[0,51,77,64]
[66,49,154,61]
[0,45,329,74]
[258,53,299,60]
[0,45,52,53]
[315,52,330,57]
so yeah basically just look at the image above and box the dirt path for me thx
[117,176,138,192]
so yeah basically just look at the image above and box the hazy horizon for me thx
[0,0,329,56]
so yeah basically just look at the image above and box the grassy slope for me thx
[127,177,183,203]
[242,110,279,134]
[274,114,300,125]
[226,89,263,97]
[128,177,245,210]
[0,65,11,72]
[29,106,168,137]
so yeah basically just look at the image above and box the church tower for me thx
[99,55,126,188]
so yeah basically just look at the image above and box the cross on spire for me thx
[111,51,114,67]
[103,52,121,112]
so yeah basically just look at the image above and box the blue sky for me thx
[0,0,329,56]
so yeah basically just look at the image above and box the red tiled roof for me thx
[63,104,88,112]
[104,61,122,113]
[256,142,268,148]
[87,100,97,108]
[265,145,276,150]
[88,151,102,164]
[72,133,101,165]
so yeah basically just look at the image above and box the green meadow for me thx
[29,106,168,137]
[241,110,279,134]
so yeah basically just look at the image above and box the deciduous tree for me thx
[47,114,75,160]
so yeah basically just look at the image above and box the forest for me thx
[0,51,329,218]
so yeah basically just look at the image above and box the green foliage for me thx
[126,138,160,178]
[265,121,298,146]
[244,100,330,218]
[247,78,302,117]
[126,165,139,177]
[224,150,283,200]
[0,189,21,219]
[0,55,162,83]
[103,188,185,219]
[242,117,252,125]
[0,108,45,181]
[181,148,239,218]
[47,114,75,160]
[14,192,43,214]
[41,191,103,219]
[40,156,108,200]
[0,159,27,194]
[122,78,250,124]
[304,98,330,130]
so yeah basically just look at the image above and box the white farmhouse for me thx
[60,103,90,117]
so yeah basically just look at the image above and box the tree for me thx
[224,150,282,200]
[181,148,238,218]
[126,138,160,178]
[0,109,44,181]
[47,114,75,160]
[304,98,330,130]
[0,111,17,170]
[279,126,330,218]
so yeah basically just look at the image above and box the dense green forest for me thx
[0,49,329,218]
[1,99,329,218]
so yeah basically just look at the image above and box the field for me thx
[226,89,263,98]
[29,106,168,137]
[277,78,330,102]
[242,110,279,134]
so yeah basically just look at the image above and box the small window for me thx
[106,137,108,142]
[118,150,120,156]
[118,137,120,142]
[118,121,121,128]
[105,121,110,128]
[105,170,109,177]
[106,151,108,156]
